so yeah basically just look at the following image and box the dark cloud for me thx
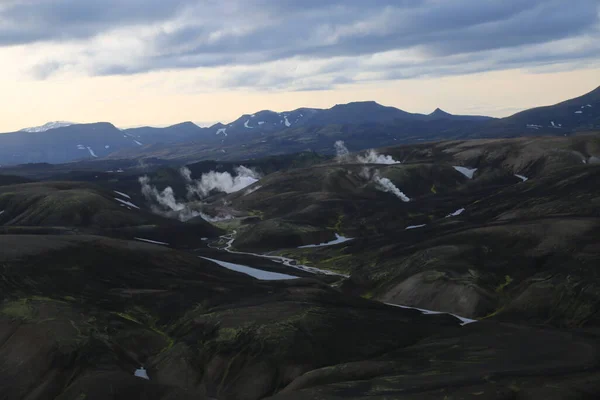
[1,0,598,86]
[0,0,191,45]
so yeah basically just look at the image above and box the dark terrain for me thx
[1,130,600,399]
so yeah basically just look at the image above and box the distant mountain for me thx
[1,86,599,166]
[426,108,492,121]
[19,121,75,132]
[478,85,600,137]
[0,122,143,165]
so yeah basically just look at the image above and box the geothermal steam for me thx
[182,166,260,198]
[139,166,260,221]
[335,142,408,201]
[334,140,350,163]
[360,168,410,202]
[334,141,400,164]
[373,174,411,202]
[357,149,400,165]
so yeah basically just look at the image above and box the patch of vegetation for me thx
[495,275,514,293]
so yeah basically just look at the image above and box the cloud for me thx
[1,0,598,89]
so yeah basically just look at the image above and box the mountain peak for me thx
[430,108,452,117]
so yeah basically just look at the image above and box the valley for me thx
[1,131,600,399]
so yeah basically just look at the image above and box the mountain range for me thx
[0,85,598,166]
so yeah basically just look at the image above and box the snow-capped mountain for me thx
[20,121,75,133]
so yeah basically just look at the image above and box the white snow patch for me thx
[405,224,426,230]
[86,147,98,158]
[515,174,528,182]
[284,115,291,127]
[258,121,265,125]
[453,166,477,179]
[113,190,131,199]
[385,303,476,325]
[216,128,227,136]
[105,145,110,149]
[297,234,354,248]
[134,140,143,146]
[445,208,465,218]
[76,144,86,150]
[526,124,542,129]
[0,210,4,216]
[114,198,140,209]
[134,367,150,380]
[251,114,255,118]
[20,121,74,132]
[550,121,562,128]
[134,237,169,246]
[200,257,298,280]
[244,119,253,129]
[575,111,583,114]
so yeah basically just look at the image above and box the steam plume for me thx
[183,166,260,198]
[334,140,350,163]
[139,176,202,221]
[357,149,400,165]
[139,165,261,222]
[358,168,410,202]
[374,174,411,202]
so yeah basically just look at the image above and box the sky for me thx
[1,0,599,132]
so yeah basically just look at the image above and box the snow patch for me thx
[113,190,131,199]
[526,124,542,129]
[114,198,140,209]
[297,234,354,248]
[134,237,168,246]
[216,128,227,136]
[284,115,291,127]
[20,121,74,132]
[0,210,4,216]
[453,166,477,179]
[385,303,476,325]
[200,257,298,280]
[258,121,265,125]
[244,119,253,129]
[134,367,150,380]
[575,111,583,114]
[515,174,528,182]
[86,147,98,158]
[405,224,426,230]
[446,208,465,218]
[105,145,110,149]
[134,140,143,146]
[76,144,86,150]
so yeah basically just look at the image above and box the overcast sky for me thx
[1,0,599,131]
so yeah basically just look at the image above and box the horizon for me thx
[1,0,599,132]
[4,81,600,133]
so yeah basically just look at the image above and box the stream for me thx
[203,230,476,326]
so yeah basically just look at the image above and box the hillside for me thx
[1,134,600,398]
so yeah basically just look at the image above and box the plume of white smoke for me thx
[361,169,410,202]
[357,149,400,165]
[183,166,260,198]
[374,175,411,202]
[334,141,399,165]
[334,140,350,163]
[139,176,203,221]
